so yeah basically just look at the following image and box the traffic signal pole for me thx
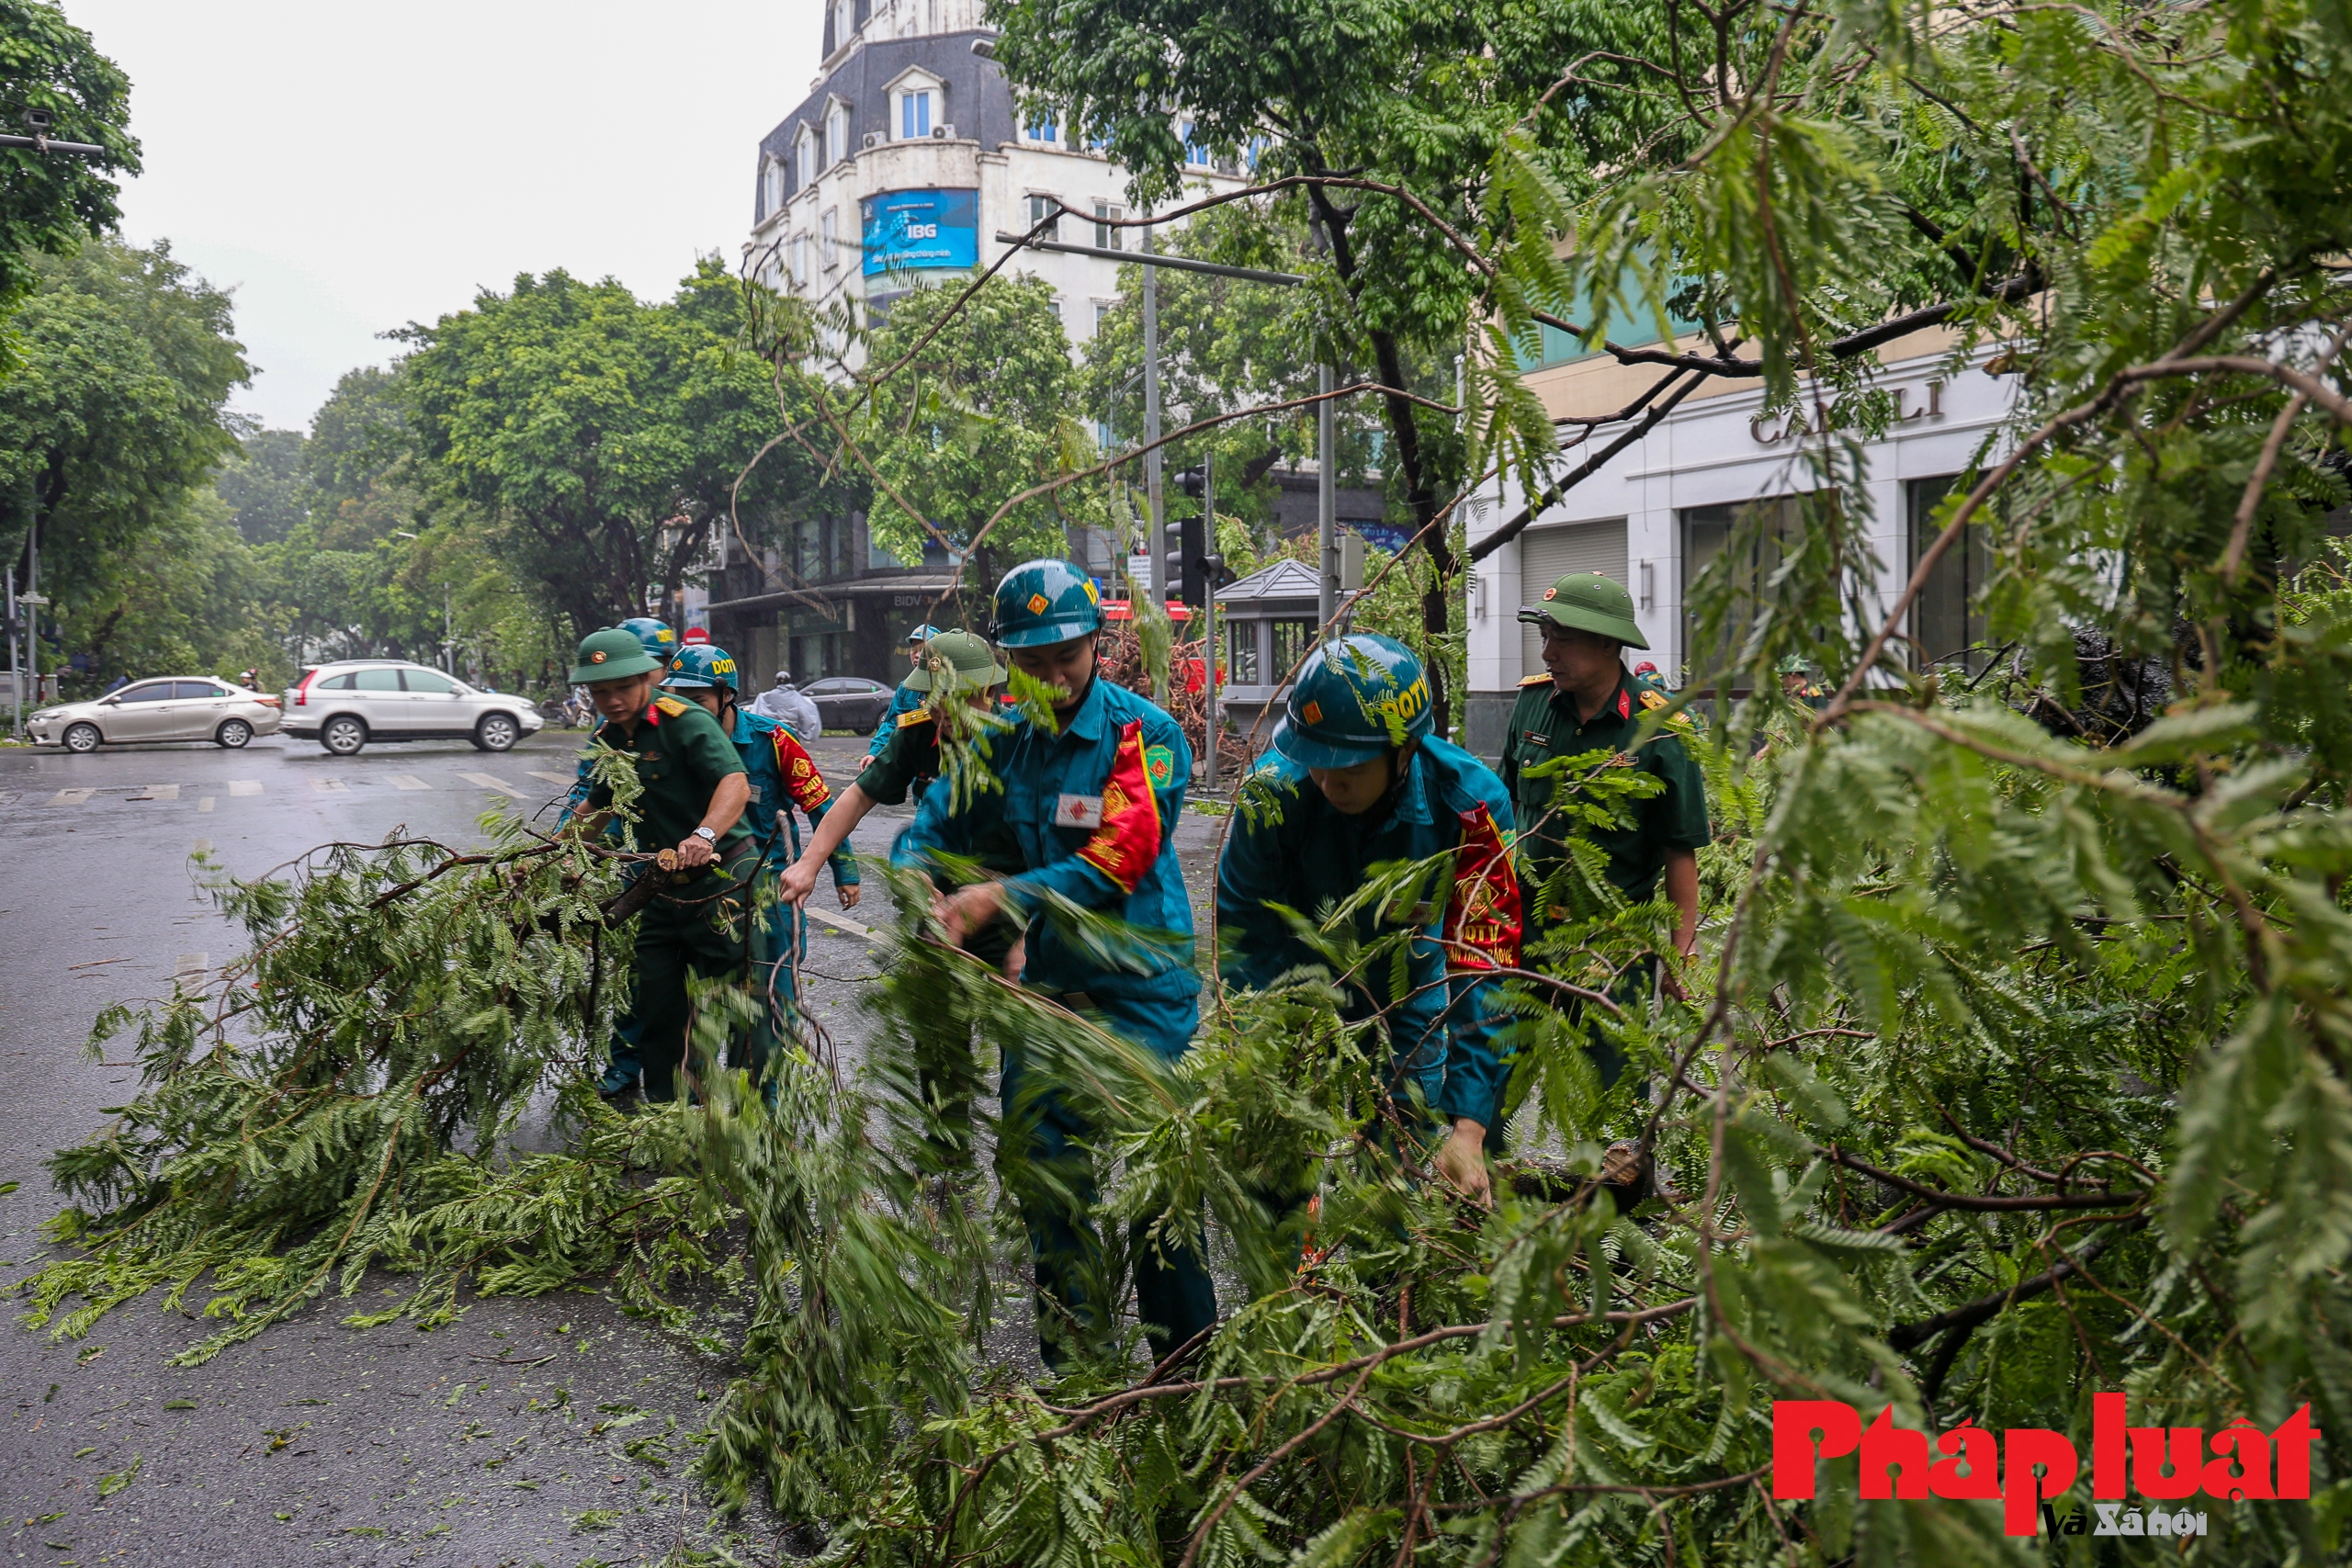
[1141,227,1167,609]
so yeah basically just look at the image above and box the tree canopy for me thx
[0,0,138,324]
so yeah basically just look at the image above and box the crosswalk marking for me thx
[387,774,432,792]
[805,906,873,939]
[227,780,261,796]
[526,771,573,786]
[173,952,208,984]
[458,772,526,796]
[192,839,213,856]
[198,795,215,813]
[129,784,181,801]
[48,788,92,806]
[313,777,347,792]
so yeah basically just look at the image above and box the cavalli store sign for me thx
[1772,1394,2321,1537]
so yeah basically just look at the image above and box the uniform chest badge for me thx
[1057,793,1104,828]
[1143,744,1176,787]
[1525,732,1550,748]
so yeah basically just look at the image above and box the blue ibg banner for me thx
[862,188,978,276]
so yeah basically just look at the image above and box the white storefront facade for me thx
[1459,328,2015,760]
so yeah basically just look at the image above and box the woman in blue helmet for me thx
[1216,634,1523,1207]
[899,559,1216,1368]
[661,642,859,1076]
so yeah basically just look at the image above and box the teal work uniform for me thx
[899,671,1215,1364]
[1218,736,1521,1132]
[865,679,927,761]
[729,705,857,1074]
[1498,667,1709,1091]
[585,694,754,1102]
[861,702,1023,1165]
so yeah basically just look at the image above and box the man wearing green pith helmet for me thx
[1501,571,1710,1092]
[565,626,754,1104]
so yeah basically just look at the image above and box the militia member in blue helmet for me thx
[899,559,1216,1367]
[1217,634,1522,1207]
[566,615,683,1097]
[662,642,859,1077]
[865,622,946,761]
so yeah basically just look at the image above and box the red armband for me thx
[1444,805,1522,972]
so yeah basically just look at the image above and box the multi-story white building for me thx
[714,0,1248,685]
[1459,323,2010,758]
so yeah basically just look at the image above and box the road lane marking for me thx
[129,784,180,801]
[387,774,432,791]
[174,953,209,984]
[313,778,347,792]
[192,839,213,856]
[198,796,215,813]
[458,772,526,796]
[526,771,573,786]
[227,780,261,796]
[48,789,92,806]
[804,906,873,939]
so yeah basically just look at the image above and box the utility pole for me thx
[1201,449,1220,787]
[1317,362,1338,629]
[1141,222,1168,606]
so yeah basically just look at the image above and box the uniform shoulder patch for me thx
[898,705,933,728]
[651,694,690,717]
[1143,744,1177,788]
[1517,672,1553,688]
[1639,688,1668,711]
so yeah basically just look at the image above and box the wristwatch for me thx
[691,827,718,844]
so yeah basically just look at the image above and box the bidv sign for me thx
[1774,1394,2321,1538]
[862,189,978,276]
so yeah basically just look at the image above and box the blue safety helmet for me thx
[620,616,679,665]
[660,642,739,692]
[907,623,944,645]
[1272,634,1436,769]
[992,558,1104,649]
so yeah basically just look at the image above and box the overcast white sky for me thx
[62,0,823,433]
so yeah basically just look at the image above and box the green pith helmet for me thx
[619,616,679,664]
[1517,571,1648,649]
[1272,633,1436,769]
[906,629,1010,694]
[571,627,662,683]
[992,558,1103,648]
[661,643,741,692]
[1775,655,1812,675]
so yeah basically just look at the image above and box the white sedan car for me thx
[28,678,286,751]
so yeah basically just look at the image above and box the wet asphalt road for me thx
[0,722,1233,1567]
[0,726,870,1568]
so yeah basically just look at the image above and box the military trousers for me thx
[997,987,1217,1370]
[628,849,755,1103]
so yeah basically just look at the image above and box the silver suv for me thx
[283,660,543,756]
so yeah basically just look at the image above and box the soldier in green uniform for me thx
[779,629,1021,1167]
[567,627,756,1104]
[1502,572,1710,1089]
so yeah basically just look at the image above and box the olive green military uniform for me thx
[586,692,755,1103]
[861,693,1026,1166]
[1499,668,1710,919]
[1507,572,1710,1100]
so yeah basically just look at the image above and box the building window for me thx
[820,208,839,269]
[762,155,784,216]
[796,129,817,188]
[1227,620,1261,685]
[1270,618,1317,681]
[1093,199,1123,251]
[1025,193,1060,238]
[899,88,933,140]
[1907,475,1987,668]
[1182,121,1212,168]
[832,0,854,52]
[1681,495,1821,683]
[827,101,850,164]
[1247,134,1269,171]
[1025,112,1057,144]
